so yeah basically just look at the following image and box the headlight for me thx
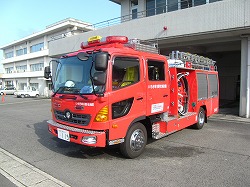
[82,136,97,144]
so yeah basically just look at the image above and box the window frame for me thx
[30,42,44,53]
[147,59,166,81]
[112,56,140,90]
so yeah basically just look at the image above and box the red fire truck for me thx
[44,35,219,158]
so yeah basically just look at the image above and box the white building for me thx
[0,18,93,96]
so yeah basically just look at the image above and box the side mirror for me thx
[93,72,106,85]
[44,66,51,79]
[95,52,109,71]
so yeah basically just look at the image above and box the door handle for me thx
[136,97,143,101]
[163,94,168,97]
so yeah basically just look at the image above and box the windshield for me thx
[54,55,105,95]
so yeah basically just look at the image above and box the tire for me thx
[35,94,39,98]
[192,107,206,129]
[0,92,3,96]
[20,94,25,98]
[120,122,147,159]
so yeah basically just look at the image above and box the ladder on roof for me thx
[168,51,217,71]
[125,39,159,54]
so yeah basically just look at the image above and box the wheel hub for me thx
[130,129,145,151]
[199,111,205,124]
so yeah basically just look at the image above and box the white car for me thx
[0,87,17,95]
[15,86,39,98]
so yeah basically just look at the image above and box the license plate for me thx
[57,128,70,142]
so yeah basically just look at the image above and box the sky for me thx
[0,0,120,72]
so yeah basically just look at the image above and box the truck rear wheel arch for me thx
[192,106,207,129]
[200,105,207,123]
[130,116,152,138]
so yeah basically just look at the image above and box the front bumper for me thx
[47,119,106,147]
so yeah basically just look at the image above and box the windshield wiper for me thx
[52,86,67,97]
[78,93,88,100]
[53,86,88,100]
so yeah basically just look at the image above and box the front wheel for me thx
[120,122,147,159]
[192,107,206,129]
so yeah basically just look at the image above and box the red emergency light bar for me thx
[81,36,128,49]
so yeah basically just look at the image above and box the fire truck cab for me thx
[45,36,219,158]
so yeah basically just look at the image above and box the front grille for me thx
[54,110,91,126]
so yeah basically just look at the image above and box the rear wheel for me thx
[120,122,147,159]
[192,107,206,129]
[20,94,25,98]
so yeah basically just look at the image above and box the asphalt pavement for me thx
[0,173,16,187]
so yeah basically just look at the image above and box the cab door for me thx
[145,58,170,116]
[108,56,146,141]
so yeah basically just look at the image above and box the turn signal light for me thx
[94,105,109,122]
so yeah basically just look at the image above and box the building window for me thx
[146,0,166,16]
[16,48,27,56]
[146,0,156,17]
[167,0,178,12]
[131,0,138,6]
[156,0,166,14]
[131,0,138,19]
[132,8,138,19]
[16,65,27,73]
[30,63,44,72]
[5,81,13,87]
[194,0,206,6]
[18,83,27,90]
[209,0,222,2]
[30,83,39,90]
[181,0,192,9]
[5,67,14,74]
[30,42,44,53]
[146,0,214,15]
[5,51,14,59]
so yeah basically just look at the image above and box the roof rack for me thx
[168,51,217,71]
[125,39,159,54]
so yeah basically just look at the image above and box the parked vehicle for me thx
[0,87,17,95]
[44,35,219,158]
[15,86,39,98]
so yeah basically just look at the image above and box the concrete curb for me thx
[0,148,70,187]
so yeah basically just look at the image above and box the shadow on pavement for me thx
[33,120,124,159]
